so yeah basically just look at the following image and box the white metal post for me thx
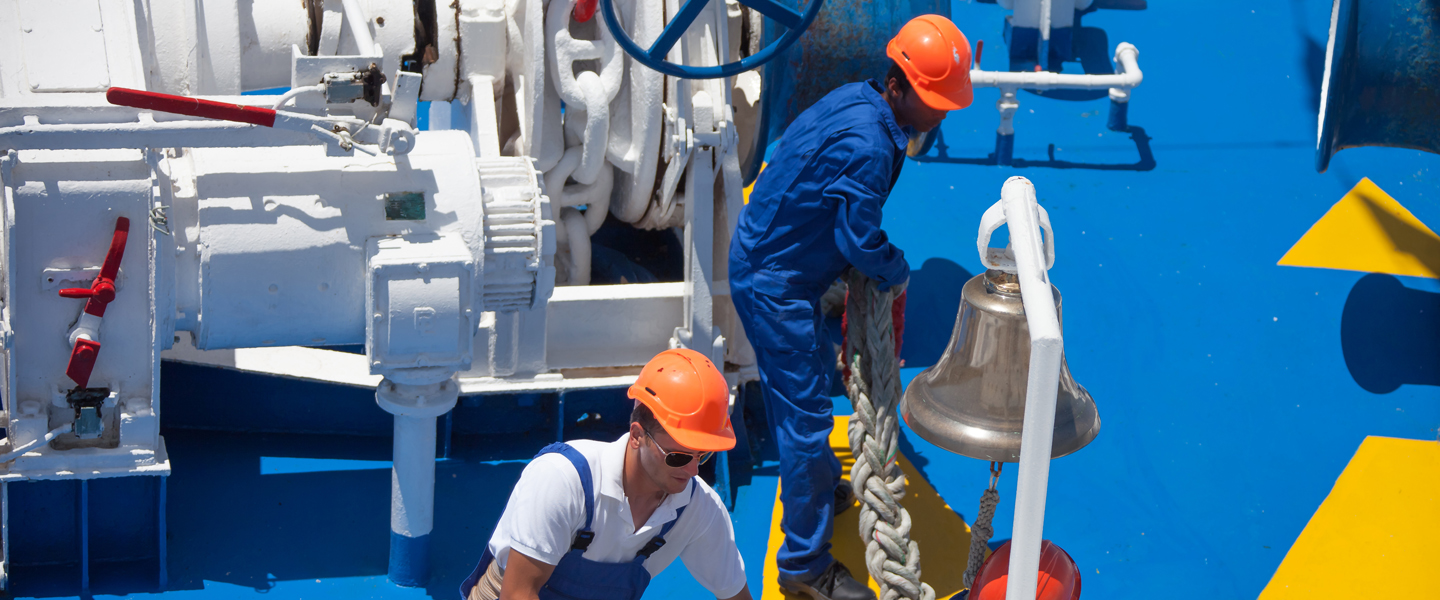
[1038,0,1052,68]
[389,413,438,584]
[993,177,1062,600]
[377,376,460,586]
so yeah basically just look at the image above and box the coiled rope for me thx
[843,272,934,600]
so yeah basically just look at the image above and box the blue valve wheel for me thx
[600,0,824,79]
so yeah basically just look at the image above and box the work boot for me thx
[779,561,876,600]
[835,479,857,516]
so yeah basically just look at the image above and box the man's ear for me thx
[889,79,908,103]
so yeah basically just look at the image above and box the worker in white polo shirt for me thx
[459,348,753,600]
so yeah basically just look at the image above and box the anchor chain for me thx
[844,272,934,600]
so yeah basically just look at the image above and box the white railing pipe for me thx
[976,176,1062,600]
[971,42,1141,91]
[340,0,382,56]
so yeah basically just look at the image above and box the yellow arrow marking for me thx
[761,415,978,600]
[1278,178,1440,279]
[1260,436,1440,599]
[743,163,765,205]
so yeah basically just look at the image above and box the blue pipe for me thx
[996,133,1015,166]
[1107,100,1129,131]
[388,531,432,587]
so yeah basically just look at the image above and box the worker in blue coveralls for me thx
[728,15,974,600]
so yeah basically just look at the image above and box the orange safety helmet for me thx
[969,540,1081,600]
[628,349,736,452]
[885,15,974,111]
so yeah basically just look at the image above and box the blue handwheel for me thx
[600,0,824,79]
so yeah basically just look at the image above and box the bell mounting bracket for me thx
[977,199,1055,274]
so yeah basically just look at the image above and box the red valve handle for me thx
[573,0,597,22]
[59,281,116,303]
[67,339,102,389]
[106,87,278,128]
[97,217,128,282]
[60,217,129,388]
[60,217,130,318]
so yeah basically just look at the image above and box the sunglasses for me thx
[643,429,713,468]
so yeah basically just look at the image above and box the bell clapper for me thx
[963,461,1005,590]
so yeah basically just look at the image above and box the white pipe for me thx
[997,91,1020,136]
[971,42,1142,91]
[0,424,73,463]
[389,413,437,584]
[994,177,1062,600]
[1039,0,1051,40]
[340,0,381,56]
[273,85,325,109]
[392,414,437,540]
[0,120,313,151]
[376,375,458,586]
[1039,0,1052,66]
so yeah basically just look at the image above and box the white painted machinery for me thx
[0,0,765,586]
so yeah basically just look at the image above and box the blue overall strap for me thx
[635,481,700,560]
[535,442,597,551]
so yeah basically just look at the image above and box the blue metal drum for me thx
[1316,0,1440,172]
[754,0,949,177]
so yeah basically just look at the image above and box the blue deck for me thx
[8,0,1440,598]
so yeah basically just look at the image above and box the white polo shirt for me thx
[486,434,747,598]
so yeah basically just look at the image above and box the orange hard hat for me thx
[628,349,736,452]
[970,540,1081,600]
[885,15,974,110]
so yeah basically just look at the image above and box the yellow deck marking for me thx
[1260,436,1440,599]
[743,163,765,205]
[1278,178,1440,278]
[761,415,978,600]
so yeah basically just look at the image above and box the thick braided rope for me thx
[844,272,935,600]
[962,482,1000,589]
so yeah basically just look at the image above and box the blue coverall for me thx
[729,80,911,580]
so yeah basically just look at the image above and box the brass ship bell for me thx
[901,221,1100,463]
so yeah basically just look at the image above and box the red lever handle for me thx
[60,217,129,317]
[106,87,278,128]
[572,0,597,22]
[61,217,129,388]
[67,339,102,388]
[97,217,129,282]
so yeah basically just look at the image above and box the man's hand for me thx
[499,550,557,600]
